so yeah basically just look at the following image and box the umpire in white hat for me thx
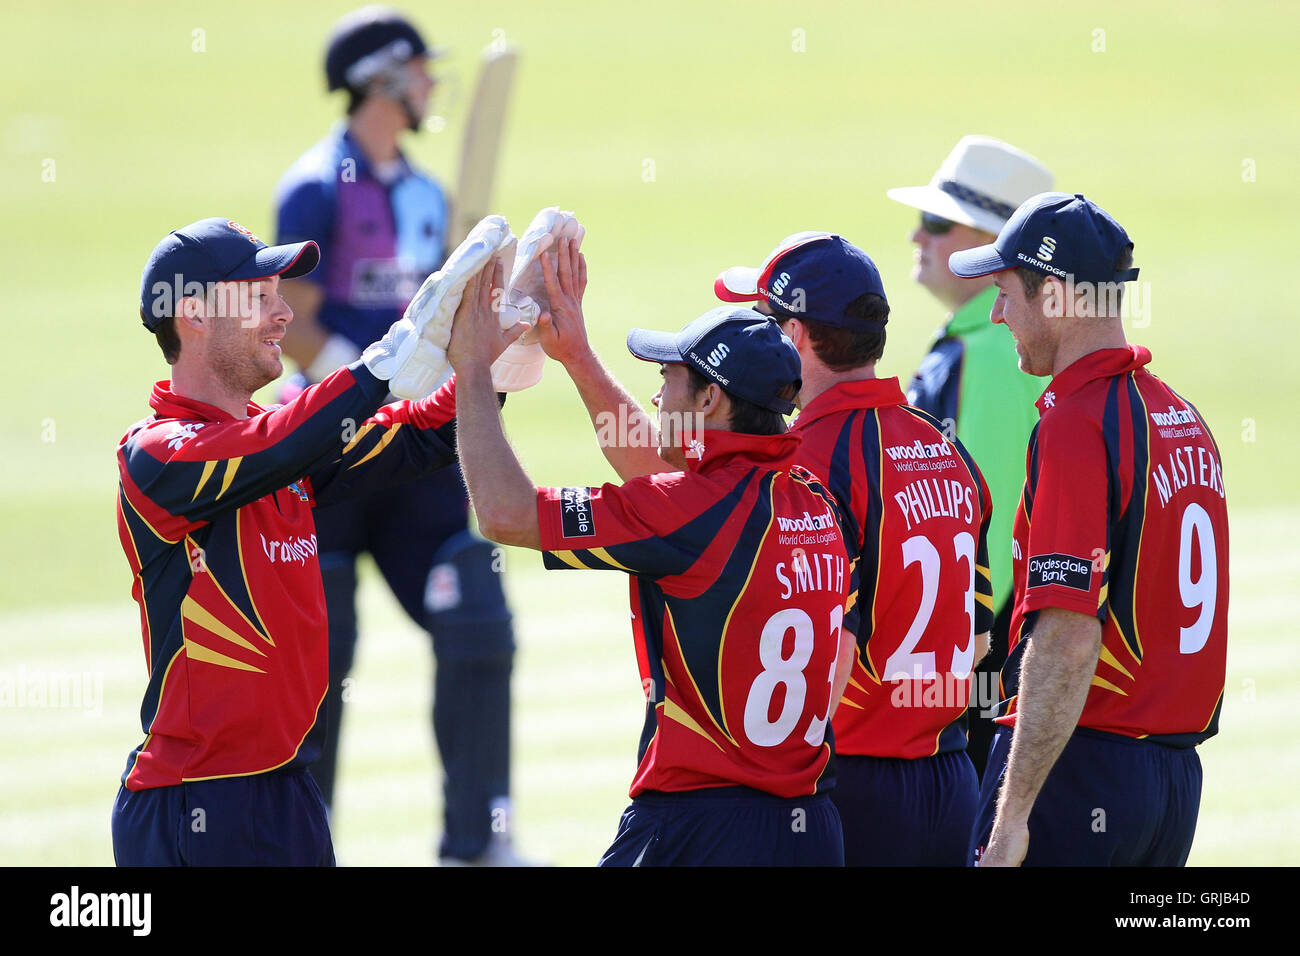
[887,135,1053,778]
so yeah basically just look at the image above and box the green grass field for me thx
[2,0,1297,866]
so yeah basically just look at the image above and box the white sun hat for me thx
[887,135,1055,236]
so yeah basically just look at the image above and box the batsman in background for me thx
[887,136,1054,777]
[272,6,528,865]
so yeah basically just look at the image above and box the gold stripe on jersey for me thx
[976,592,995,611]
[121,478,180,544]
[117,497,155,668]
[863,414,887,681]
[837,696,865,710]
[347,423,402,470]
[663,696,725,752]
[183,635,266,673]
[340,421,378,455]
[1090,674,1127,696]
[1126,376,1152,660]
[192,459,218,502]
[181,595,266,657]
[844,589,859,614]
[215,456,243,501]
[714,479,776,744]
[548,549,588,570]
[1098,644,1134,681]
[1198,689,1225,734]
[589,547,633,573]
[236,515,275,645]
[666,603,737,747]
[200,546,275,648]
[130,640,188,783]
[181,685,330,783]
[847,675,874,693]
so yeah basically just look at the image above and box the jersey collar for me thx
[149,381,266,423]
[681,428,802,475]
[946,284,998,336]
[792,376,907,430]
[1038,345,1152,413]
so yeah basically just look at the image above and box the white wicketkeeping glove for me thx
[490,207,586,392]
[362,215,512,399]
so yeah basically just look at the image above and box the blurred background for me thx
[2,0,1296,865]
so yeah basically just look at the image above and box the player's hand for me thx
[508,206,584,310]
[366,215,511,398]
[535,238,591,367]
[447,259,528,372]
[979,818,1029,867]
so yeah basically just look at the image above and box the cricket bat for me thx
[451,44,519,244]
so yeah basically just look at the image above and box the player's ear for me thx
[176,295,207,331]
[699,382,727,417]
[780,318,804,349]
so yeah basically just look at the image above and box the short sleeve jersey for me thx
[793,378,996,758]
[535,430,851,799]
[999,346,1229,746]
[275,125,449,351]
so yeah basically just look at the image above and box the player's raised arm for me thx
[534,238,676,481]
[446,260,540,548]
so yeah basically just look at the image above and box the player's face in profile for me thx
[403,55,435,123]
[652,363,700,468]
[990,271,1053,376]
[911,218,996,299]
[206,275,293,394]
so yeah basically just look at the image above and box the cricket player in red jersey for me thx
[714,233,997,865]
[113,216,520,865]
[447,251,855,866]
[949,193,1230,866]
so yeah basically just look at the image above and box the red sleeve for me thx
[386,375,457,430]
[1021,412,1109,619]
[535,472,713,578]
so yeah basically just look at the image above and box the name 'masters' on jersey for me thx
[1000,346,1229,746]
[534,430,850,799]
[116,364,460,790]
[792,378,996,759]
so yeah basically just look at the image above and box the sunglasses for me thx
[920,212,957,236]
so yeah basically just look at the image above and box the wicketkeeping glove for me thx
[362,215,512,399]
[490,207,586,393]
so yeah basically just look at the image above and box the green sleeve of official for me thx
[951,289,1046,613]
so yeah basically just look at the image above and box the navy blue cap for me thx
[949,192,1140,285]
[326,7,430,92]
[139,218,319,330]
[715,232,888,331]
[627,307,802,415]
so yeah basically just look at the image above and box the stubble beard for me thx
[208,328,277,399]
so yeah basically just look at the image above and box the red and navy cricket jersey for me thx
[116,363,460,790]
[792,378,996,758]
[535,430,851,799]
[1000,346,1229,745]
